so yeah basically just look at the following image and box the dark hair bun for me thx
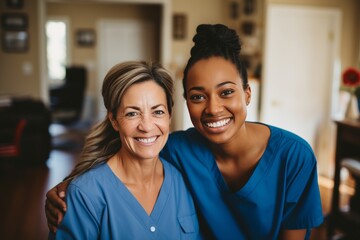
[191,24,241,56]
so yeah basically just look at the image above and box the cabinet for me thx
[327,119,360,239]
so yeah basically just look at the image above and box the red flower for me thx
[342,68,360,87]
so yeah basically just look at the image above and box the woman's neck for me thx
[210,123,270,192]
[108,152,163,185]
[107,152,164,215]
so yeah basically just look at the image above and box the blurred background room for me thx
[0,0,359,239]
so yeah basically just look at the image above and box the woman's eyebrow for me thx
[188,86,205,92]
[124,104,166,111]
[188,81,237,92]
[217,81,237,88]
[151,104,166,110]
[124,106,140,111]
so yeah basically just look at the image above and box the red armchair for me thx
[0,119,27,157]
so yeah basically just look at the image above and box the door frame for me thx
[261,3,342,177]
[38,0,172,104]
[261,3,342,123]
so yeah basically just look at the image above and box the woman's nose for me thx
[138,114,154,132]
[205,96,223,115]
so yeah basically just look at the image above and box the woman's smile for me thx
[203,117,232,128]
[135,136,158,144]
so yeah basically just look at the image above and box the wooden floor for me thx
[0,124,353,240]
[0,150,79,240]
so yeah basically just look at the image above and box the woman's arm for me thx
[279,229,307,240]
[45,181,69,232]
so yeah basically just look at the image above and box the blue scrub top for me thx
[51,159,201,240]
[161,124,324,239]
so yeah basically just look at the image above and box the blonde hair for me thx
[65,61,174,182]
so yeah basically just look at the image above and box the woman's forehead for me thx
[121,81,167,106]
[187,58,242,88]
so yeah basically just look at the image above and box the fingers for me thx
[45,209,64,233]
[57,181,70,202]
[45,198,62,223]
[49,224,57,233]
[45,182,69,232]
[45,201,59,232]
[46,183,67,212]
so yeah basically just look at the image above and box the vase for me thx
[345,93,360,120]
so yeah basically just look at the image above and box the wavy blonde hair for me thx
[64,61,174,182]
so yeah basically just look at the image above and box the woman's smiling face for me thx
[109,80,170,161]
[185,57,251,144]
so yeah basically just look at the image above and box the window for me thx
[46,18,69,84]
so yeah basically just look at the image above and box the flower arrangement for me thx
[341,67,360,118]
[342,67,360,97]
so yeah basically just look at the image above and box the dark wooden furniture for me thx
[327,119,360,239]
[50,66,87,124]
[0,97,51,165]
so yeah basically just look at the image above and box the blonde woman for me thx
[49,61,200,239]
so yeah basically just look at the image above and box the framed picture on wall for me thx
[241,21,255,36]
[2,31,29,53]
[76,29,95,47]
[173,14,186,40]
[6,0,24,9]
[1,13,28,30]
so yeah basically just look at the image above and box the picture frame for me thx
[230,1,239,20]
[173,14,186,40]
[241,21,255,36]
[244,0,255,15]
[1,13,28,30]
[76,29,95,47]
[2,31,29,53]
[6,0,24,9]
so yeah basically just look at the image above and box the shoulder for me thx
[265,125,319,181]
[267,124,314,154]
[160,158,193,199]
[69,163,110,197]
[66,163,112,216]
[167,127,207,150]
[258,124,318,175]
[161,158,184,179]
[164,128,210,162]
[169,127,202,141]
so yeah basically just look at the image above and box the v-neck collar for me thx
[105,158,172,225]
[199,124,280,197]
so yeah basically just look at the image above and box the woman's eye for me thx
[221,89,235,96]
[189,94,205,102]
[154,110,165,115]
[125,112,138,117]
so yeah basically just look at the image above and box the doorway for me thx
[39,0,172,116]
[96,19,158,121]
[261,4,341,177]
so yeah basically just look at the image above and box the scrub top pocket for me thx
[178,213,201,239]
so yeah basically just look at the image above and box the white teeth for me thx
[205,118,230,128]
[137,137,157,143]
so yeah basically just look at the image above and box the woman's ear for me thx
[108,112,119,131]
[245,85,252,106]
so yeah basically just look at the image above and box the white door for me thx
[97,19,156,121]
[261,5,341,176]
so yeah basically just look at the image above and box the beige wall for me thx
[0,1,41,98]
[47,2,161,96]
[0,0,359,104]
[171,0,226,74]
